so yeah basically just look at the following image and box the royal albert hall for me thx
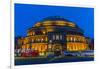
[15,16,89,56]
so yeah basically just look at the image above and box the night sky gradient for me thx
[15,4,94,38]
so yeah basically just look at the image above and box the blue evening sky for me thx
[15,3,94,38]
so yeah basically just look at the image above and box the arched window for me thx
[74,37,76,42]
[60,35,62,40]
[70,37,73,42]
[53,35,55,40]
[56,35,59,40]
[67,37,69,42]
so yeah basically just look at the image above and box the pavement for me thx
[15,56,94,65]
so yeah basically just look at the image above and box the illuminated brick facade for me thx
[15,16,89,56]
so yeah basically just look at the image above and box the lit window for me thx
[70,37,73,41]
[67,37,69,41]
[43,31,46,34]
[48,44,52,48]
[56,35,59,40]
[82,38,85,42]
[37,39,40,42]
[45,37,48,41]
[60,35,62,40]
[35,46,38,50]
[53,35,55,40]
[32,39,34,42]
[41,38,43,42]
[74,37,76,42]
[78,38,80,42]
[33,32,35,35]
[49,40,52,43]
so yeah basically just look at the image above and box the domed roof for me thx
[28,16,83,35]
[41,16,71,22]
[34,16,76,28]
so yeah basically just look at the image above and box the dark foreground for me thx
[15,56,94,65]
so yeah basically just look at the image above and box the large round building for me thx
[15,16,89,56]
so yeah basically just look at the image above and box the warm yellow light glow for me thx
[45,37,48,42]
[22,45,26,49]
[23,38,29,44]
[43,22,53,26]
[46,28,54,32]
[67,42,87,51]
[26,44,30,49]
[35,22,41,27]
[42,31,46,34]
[31,43,47,52]
[33,32,35,35]
[17,17,90,56]
[38,20,76,27]
[27,31,33,36]
[43,21,52,24]
[67,22,75,27]
[66,35,86,43]
[55,21,66,26]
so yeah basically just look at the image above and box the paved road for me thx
[15,56,94,65]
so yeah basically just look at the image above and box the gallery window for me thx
[56,35,59,40]
[60,35,62,40]
[53,35,55,40]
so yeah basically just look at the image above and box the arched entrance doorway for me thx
[53,44,62,56]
